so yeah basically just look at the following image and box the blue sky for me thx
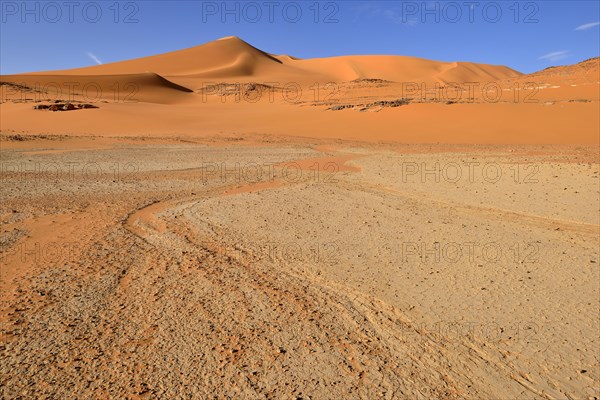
[1,1,599,74]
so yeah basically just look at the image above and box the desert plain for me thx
[0,37,599,399]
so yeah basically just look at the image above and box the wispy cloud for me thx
[86,52,103,65]
[575,21,600,31]
[538,51,570,63]
[353,2,418,26]
[379,8,418,26]
[381,9,415,25]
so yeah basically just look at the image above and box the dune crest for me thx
[1,37,597,144]
[19,37,521,84]
[1,72,193,104]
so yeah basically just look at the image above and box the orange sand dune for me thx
[29,36,314,83]
[498,57,600,103]
[279,55,520,84]
[0,37,597,144]
[23,36,521,85]
[514,57,599,84]
[1,72,193,104]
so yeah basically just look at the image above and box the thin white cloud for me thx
[575,21,600,31]
[378,8,418,26]
[353,3,418,26]
[538,51,570,62]
[86,52,103,65]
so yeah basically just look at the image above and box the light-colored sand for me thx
[0,136,598,398]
